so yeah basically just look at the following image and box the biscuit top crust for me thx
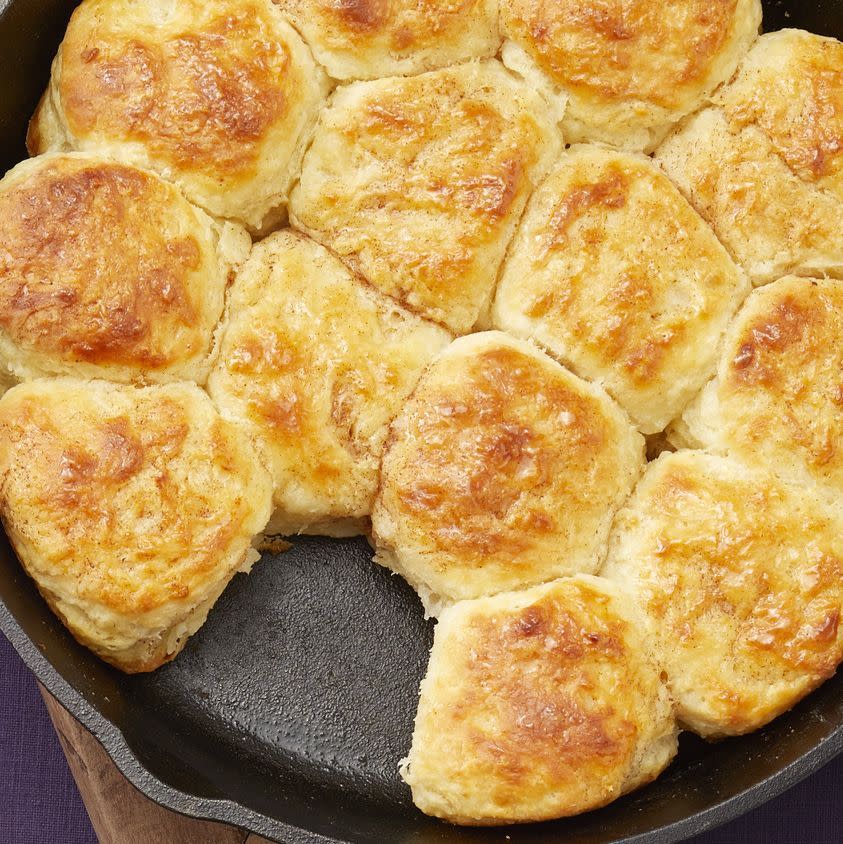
[712,277,843,490]
[500,0,759,137]
[653,107,843,285]
[493,145,748,433]
[373,332,644,605]
[0,154,228,381]
[290,60,562,333]
[208,230,450,526]
[50,0,328,226]
[61,0,292,177]
[274,0,500,79]
[0,380,271,625]
[604,451,843,736]
[716,29,843,198]
[405,576,676,823]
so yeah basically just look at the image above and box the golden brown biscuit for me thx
[274,0,499,80]
[208,230,450,536]
[715,29,843,201]
[657,109,843,285]
[0,153,249,386]
[499,0,761,152]
[290,60,563,334]
[656,30,843,285]
[29,0,330,229]
[492,145,749,434]
[673,277,843,494]
[0,379,273,673]
[371,332,645,614]
[603,451,843,738]
[404,576,677,824]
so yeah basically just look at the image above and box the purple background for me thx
[1,631,841,843]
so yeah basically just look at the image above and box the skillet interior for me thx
[1,1,842,841]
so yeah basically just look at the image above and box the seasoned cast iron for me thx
[1,1,842,841]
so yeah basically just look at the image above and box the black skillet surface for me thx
[1,1,843,842]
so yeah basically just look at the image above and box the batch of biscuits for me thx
[0,0,840,827]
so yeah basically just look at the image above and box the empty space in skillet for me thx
[1,1,843,842]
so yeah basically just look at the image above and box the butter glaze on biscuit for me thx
[656,30,843,284]
[500,0,761,151]
[603,451,843,737]
[673,277,843,495]
[404,576,677,824]
[290,60,562,334]
[29,0,330,229]
[493,145,749,434]
[274,0,499,80]
[715,29,843,200]
[372,332,645,614]
[208,230,450,537]
[0,379,273,673]
[0,153,249,385]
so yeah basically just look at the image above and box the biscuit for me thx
[656,31,843,285]
[492,145,749,434]
[29,0,330,230]
[0,379,273,673]
[403,576,677,824]
[673,277,843,494]
[371,332,645,615]
[208,230,451,537]
[715,29,843,201]
[0,153,249,386]
[603,451,843,738]
[275,0,499,80]
[290,60,562,334]
[499,0,761,152]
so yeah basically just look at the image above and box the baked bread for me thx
[671,277,843,494]
[0,379,273,673]
[715,29,843,200]
[28,0,330,230]
[208,230,451,537]
[403,576,678,824]
[371,332,645,615]
[290,60,562,334]
[656,30,843,285]
[603,451,843,738]
[0,152,249,386]
[492,144,749,434]
[499,0,761,152]
[274,0,499,80]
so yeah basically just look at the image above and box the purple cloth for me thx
[1,633,95,844]
[1,630,841,843]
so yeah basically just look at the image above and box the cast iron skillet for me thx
[1,1,843,841]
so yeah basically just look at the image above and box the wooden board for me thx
[39,685,272,844]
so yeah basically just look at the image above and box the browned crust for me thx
[0,157,212,372]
